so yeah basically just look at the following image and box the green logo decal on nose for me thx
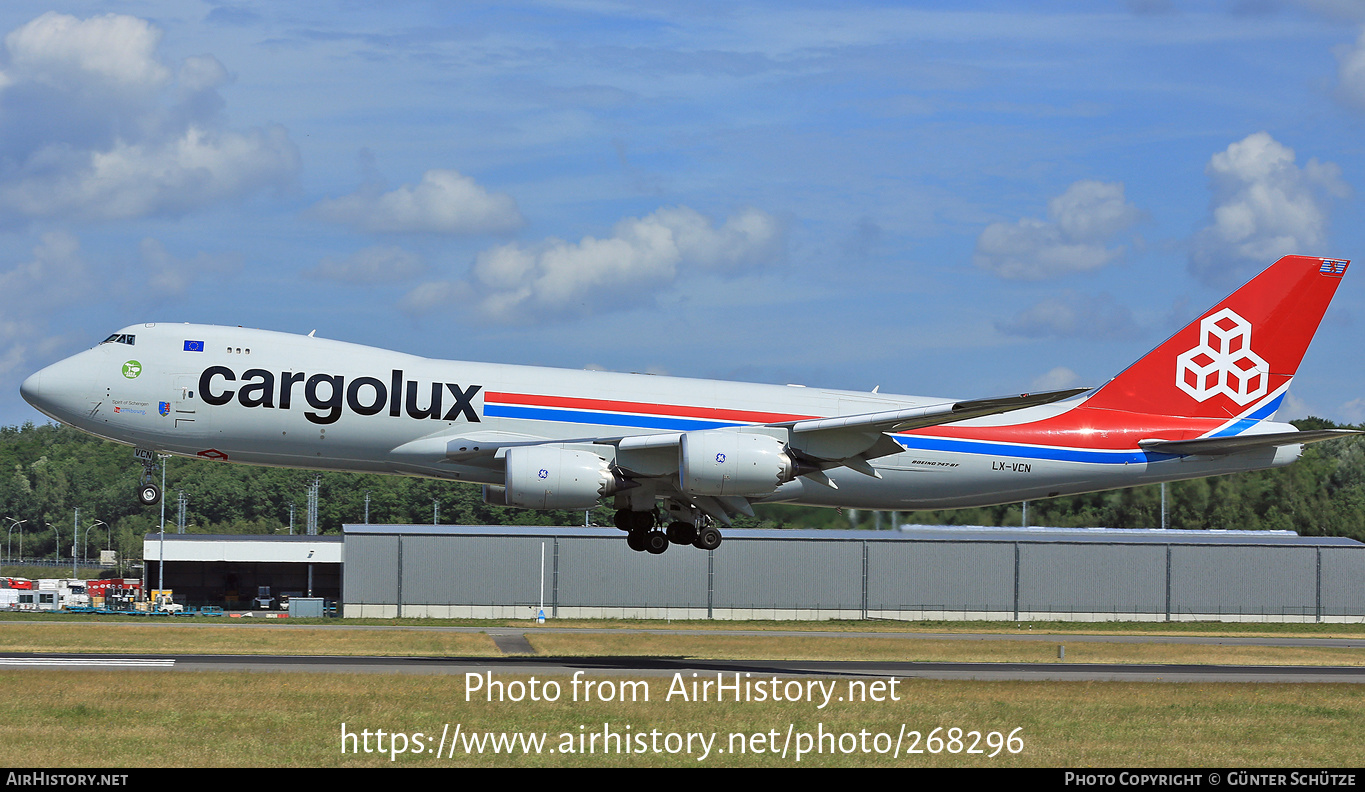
[122,360,142,379]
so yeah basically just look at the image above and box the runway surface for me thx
[6,618,1364,648]
[2,651,1362,683]
[4,618,1361,682]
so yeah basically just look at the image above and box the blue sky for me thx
[3,1,1365,426]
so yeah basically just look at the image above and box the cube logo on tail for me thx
[1083,256,1345,420]
[1175,308,1268,405]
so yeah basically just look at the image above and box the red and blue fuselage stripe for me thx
[484,391,807,425]
[480,391,1218,465]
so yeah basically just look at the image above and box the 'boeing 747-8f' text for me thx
[20,255,1359,553]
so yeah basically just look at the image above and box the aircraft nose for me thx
[20,369,49,413]
[20,357,88,423]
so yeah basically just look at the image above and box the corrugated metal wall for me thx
[342,534,399,605]
[1019,544,1167,617]
[1322,549,1365,617]
[1171,546,1317,618]
[556,538,708,610]
[712,540,864,611]
[868,541,1015,613]
[403,535,547,606]
[343,530,1365,621]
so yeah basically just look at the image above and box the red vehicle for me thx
[86,579,142,609]
[0,577,34,590]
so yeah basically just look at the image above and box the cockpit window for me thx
[100,333,136,346]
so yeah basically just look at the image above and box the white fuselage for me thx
[20,322,1298,511]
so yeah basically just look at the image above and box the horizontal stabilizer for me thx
[1139,429,1362,456]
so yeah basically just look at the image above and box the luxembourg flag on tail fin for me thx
[1320,259,1349,277]
[1083,255,1349,421]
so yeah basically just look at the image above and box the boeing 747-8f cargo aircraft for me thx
[19,255,1360,553]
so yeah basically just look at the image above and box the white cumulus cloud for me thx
[0,126,297,221]
[1032,366,1083,392]
[311,169,525,235]
[974,180,1142,280]
[2,12,169,93]
[0,12,299,223]
[1338,397,1365,425]
[403,206,783,322]
[1190,132,1349,286]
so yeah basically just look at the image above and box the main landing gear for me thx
[614,509,722,554]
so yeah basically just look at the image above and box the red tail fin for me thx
[1084,255,1348,419]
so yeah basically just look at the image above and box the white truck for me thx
[149,590,184,614]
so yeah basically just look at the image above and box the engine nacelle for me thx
[679,432,794,497]
[504,446,621,509]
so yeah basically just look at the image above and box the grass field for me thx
[0,616,1361,767]
[0,670,1360,767]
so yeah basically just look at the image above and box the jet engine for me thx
[679,432,795,497]
[503,446,629,509]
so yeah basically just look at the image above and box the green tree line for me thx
[2,418,1362,565]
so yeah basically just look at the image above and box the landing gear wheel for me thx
[615,509,656,532]
[626,530,648,552]
[645,530,669,555]
[666,521,697,545]
[693,525,722,551]
[138,483,162,506]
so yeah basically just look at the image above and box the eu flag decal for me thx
[183,340,205,352]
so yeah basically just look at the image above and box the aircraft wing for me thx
[430,387,1090,468]
[607,386,1092,490]
[1138,428,1363,456]
[415,387,1089,522]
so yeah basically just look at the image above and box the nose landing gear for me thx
[138,481,162,506]
[134,448,162,506]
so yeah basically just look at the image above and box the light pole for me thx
[83,520,106,565]
[6,518,25,565]
[158,454,168,594]
[45,522,58,566]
